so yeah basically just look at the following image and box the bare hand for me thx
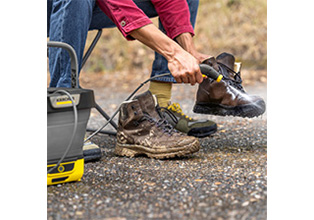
[191,51,213,64]
[129,25,203,85]
[167,49,203,85]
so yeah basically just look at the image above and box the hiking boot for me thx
[193,52,266,118]
[115,91,200,159]
[160,102,217,138]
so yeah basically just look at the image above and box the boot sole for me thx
[187,124,217,138]
[193,100,266,118]
[114,139,200,159]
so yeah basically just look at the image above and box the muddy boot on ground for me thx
[115,91,200,159]
[193,52,266,118]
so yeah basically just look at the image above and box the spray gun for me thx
[86,64,224,142]
[199,64,223,82]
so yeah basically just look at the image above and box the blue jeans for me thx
[47,0,199,87]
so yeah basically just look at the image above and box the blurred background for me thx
[78,0,266,89]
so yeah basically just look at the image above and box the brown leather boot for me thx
[115,91,200,159]
[193,52,266,118]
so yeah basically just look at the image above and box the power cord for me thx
[84,73,171,142]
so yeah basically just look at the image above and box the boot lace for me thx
[158,103,194,124]
[167,103,193,121]
[217,62,244,91]
[140,113,176,135]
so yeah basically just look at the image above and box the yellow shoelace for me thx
[167,103,192,121]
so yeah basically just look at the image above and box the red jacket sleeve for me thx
[96,0,153,40]
[96,0,194,40]
[151,0,194,39]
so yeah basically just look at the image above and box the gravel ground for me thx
[47,82,267,220]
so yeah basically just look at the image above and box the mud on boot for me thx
[115,91,200,159]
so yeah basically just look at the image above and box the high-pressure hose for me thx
[47,40,223,174]
[47,64,223,173]
[85,64,223,142]
[84,72,171,142]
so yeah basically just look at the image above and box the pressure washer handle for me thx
[199,64,223,82]
[47,41,79,88]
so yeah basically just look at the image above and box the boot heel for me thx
[193,104,227,116]
[115,143,139,157]
[193,104,213,114]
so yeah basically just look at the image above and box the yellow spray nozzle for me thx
[216,74,223,82]
[199,64,223,82]
[202,74,223,82]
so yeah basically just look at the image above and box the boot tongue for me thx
[133,90,160,119]
[216,52,245,91]
[215,52,236,79]
[216,52,235,71]
[202,57,219,71]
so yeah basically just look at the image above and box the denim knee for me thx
[48,0,96,87]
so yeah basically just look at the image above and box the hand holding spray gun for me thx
[199,64,223,82]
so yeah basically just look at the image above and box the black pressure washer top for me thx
[47,88,95,113]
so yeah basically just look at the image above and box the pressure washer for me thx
[47,41,222,185]
[47,42,95,185]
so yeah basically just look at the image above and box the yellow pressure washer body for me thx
[47,88,95,185]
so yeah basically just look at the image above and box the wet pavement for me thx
[47,81,267,220]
